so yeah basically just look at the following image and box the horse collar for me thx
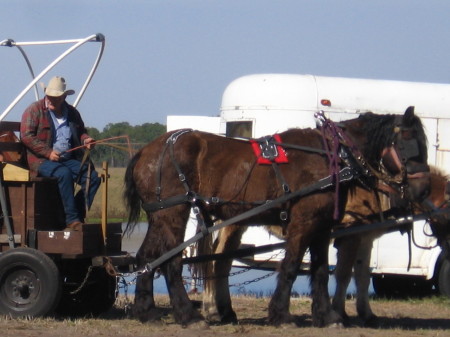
[166,128,193,144]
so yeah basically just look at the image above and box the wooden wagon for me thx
[0,34,133,317]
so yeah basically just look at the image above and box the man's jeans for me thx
[38,159,100,225]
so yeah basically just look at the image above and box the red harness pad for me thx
[250,134,288,165]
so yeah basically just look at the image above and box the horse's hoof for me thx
[204,311,238,325]
[221,312,238,325]
[363,314,379,327]
[312,312,343,328]
[340,313,350,327]
[268,312,294,326]
[134,307,165,323]
[279,322,298,329]
[204,312,221,323]
[189,321,209,330]
[182,320,209,329]
[179,311,204,327]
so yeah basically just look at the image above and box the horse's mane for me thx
[359,112,427,165]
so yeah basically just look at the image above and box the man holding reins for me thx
[20,76,100,231]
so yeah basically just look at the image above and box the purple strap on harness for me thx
[317,112,360,220]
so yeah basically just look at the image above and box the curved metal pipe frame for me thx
[0,33,105,121]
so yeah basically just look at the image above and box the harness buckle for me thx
[192,206,200,215]
[280,211,288,221]
[210,196,220,204]
[186,191,197,203]
[179,173,186,182]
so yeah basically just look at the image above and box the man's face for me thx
[46,95,65,111]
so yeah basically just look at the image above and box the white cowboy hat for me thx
[41,76,75,97]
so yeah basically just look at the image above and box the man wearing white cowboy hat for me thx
[20,76,100,231]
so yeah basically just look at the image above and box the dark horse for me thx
[202,170,448,329]
[124,107,430,327]
[332,166,450,325]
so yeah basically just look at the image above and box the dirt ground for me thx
[1,295,450,337]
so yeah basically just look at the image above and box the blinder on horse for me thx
[379,112,429,193]
[395,128,429,175]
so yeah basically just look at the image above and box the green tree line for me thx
[86,122,166,167]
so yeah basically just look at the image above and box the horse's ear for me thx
[405,106,415,116]
[403,106,415,126]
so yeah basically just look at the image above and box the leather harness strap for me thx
[143,165,358,272]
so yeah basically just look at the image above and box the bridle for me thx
[377,116,428,197]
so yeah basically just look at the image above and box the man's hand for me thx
[49,150,60,162]
[84,137,95,149]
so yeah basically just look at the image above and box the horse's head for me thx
[418,168,450,244]
[347,106,430,203]
[381,106,430,201]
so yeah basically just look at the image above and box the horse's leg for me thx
[332,235,361,325]
[161,253,203,326]
[133,208,202,326]
[203,225,245,324]
[354,235,378,325]
[133,270,158,322]
[157,208,204,326]
[268,225,307,325]
[309,233,342,327]
[133,241,158,322]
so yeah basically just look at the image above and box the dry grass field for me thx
[87,166,129,221]
[1,295,450,337]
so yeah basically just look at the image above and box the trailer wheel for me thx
[437,258,450,297]
[0,248,61,317]
[56,260,117,317]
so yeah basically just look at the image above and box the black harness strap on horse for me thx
[142,194,193,213]
[143,165,357,272]
[154,129,193,202]
[254,135,291,223]
[152,129,212,235]
[168,132,191,194]
[271,162,290,224]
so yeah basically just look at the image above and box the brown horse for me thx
[124,107,429,327]
[332,166,450,326]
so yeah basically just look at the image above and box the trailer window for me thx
[226,121,252,138]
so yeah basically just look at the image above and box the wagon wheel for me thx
[0,247,62,317]
[55,259,117,317]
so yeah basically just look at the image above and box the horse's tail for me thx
[195,227,215,292]
[124,150,143,235]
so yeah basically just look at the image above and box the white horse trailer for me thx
[167,73,450,296]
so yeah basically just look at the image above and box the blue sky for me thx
[1,1,450,130]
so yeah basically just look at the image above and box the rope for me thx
[63,135,134,158]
